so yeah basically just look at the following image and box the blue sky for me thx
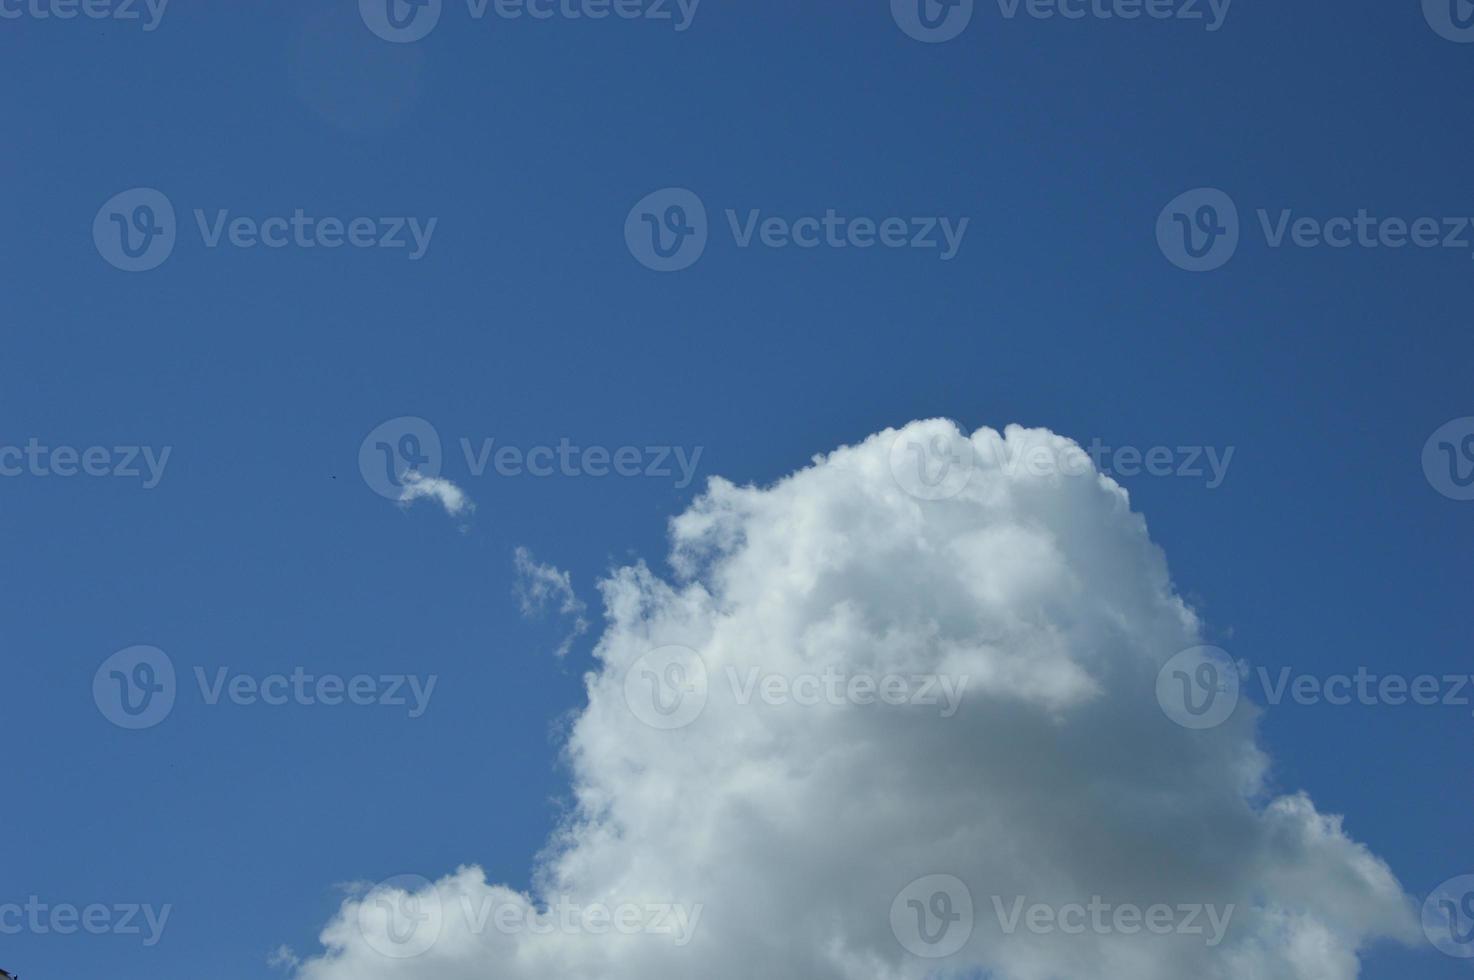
[3,1,1472,977]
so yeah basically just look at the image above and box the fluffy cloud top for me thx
[296,420,1416,980]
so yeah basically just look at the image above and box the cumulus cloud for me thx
[396,470,473,518]
[294,420,1417,980]
[513,547,590,658]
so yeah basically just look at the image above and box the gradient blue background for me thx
[2,0,1470,976]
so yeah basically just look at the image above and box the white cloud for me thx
[268,945,301,971]
[396,471,473,518]
[513,547,589,658]
[295,420,1417,980]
